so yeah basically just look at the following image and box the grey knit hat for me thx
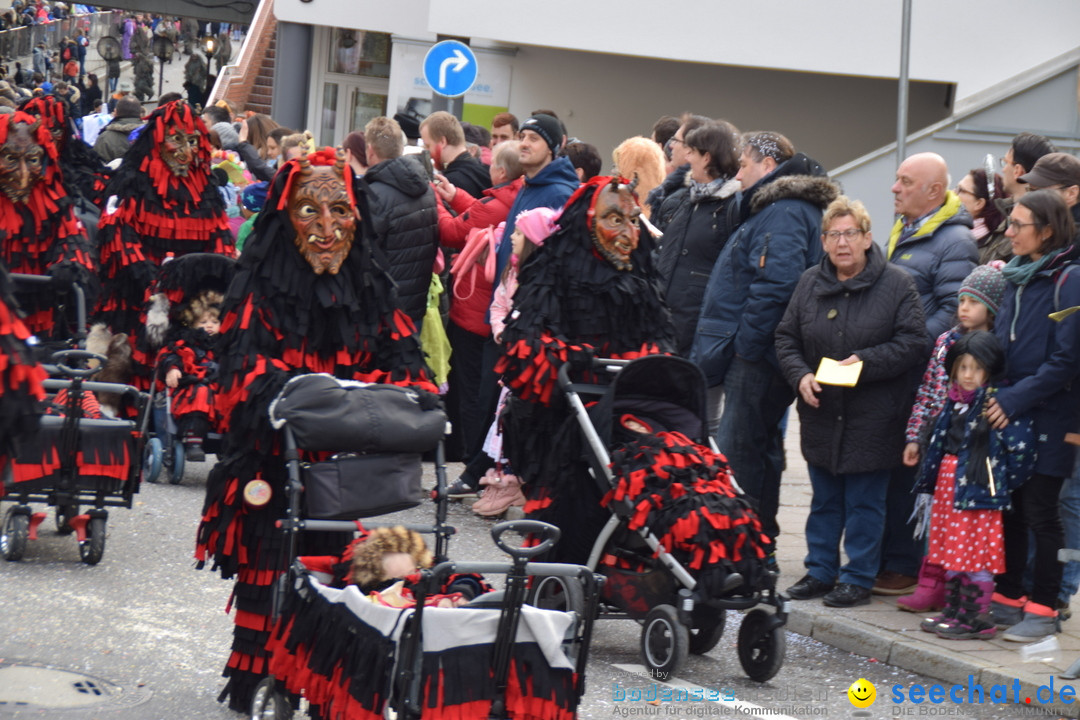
[959,264,1006,316]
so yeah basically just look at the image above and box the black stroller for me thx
[249,373,601,719]
[535,354,787,681]
[2,349,149,565]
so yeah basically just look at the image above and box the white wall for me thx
[275,0,1080,105]
[503,45,951,173]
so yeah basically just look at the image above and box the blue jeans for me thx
[1058,451,1080,604]
[805,466,890,588]
[714,357,793,541]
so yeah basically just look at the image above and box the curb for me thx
[787,606,1080,717]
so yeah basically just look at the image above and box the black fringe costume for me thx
[95,100,232,369]
[0,260,46,491]
[20,94,110,211]
[497,176,676,564]
[193,148,436,712]
[0,111,97,344]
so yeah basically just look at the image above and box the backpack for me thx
[451,225,500,302]
[64,60,78,78]
[61,44,73,62]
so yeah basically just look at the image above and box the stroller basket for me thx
[302,452,423,519]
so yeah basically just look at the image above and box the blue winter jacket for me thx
[690,154,839,386]
[915,387,1035,510]
[994,248,1080,478]
[887,192,978,341]
[494,156,580,284]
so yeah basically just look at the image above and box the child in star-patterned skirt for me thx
[916,330,1035,641]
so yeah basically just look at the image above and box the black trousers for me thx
[996,473,1065,609]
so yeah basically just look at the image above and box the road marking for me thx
[612,664,800,720]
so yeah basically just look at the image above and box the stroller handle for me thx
[51,349,107,379]
[491,520,560,559]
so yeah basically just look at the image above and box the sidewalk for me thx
[774,411,1080,717]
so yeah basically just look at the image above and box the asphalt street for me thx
[0,458,1059,720]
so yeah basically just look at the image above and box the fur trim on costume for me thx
[144,294,170,349]
[84,322,132,416]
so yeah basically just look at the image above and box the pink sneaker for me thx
[473,483,525,517]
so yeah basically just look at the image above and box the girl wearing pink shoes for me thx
[471,207,560,517]
[914,331,1034,640]
[899,264,1005,613]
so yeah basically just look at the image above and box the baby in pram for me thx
[157,289,221,462]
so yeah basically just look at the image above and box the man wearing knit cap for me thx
[443,113,578,498]
[1019,153,1080,241]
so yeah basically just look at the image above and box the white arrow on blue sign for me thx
[423,40,478,98]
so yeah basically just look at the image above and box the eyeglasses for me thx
[823,229,864,242]
[668,137,684,147]
[955,186,978,197]
[1004,218,1043,231]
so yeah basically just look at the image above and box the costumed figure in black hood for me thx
[194,147,436,712]
[0,110,97,346]
[95,99,232,381]
[0,259,47,488]
[20,94,110,213]
[497,175,676,563]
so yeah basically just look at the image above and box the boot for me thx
[935,577,996,640]
[920,576,963,633]
[989,592,1027,629]
[1001,601,1061,642]
[897,558,946,613]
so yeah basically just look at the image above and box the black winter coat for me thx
[654,178,740,356]
[775,243,929,474]
[363,155,439,324]
[443,151,491,199]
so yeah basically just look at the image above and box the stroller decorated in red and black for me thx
[536,354,787,681]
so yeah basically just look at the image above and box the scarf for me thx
[947,384,977,405]
[688,176,731,203]
[1001,249,1060,287]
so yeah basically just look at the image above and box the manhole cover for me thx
[0,663,151,711]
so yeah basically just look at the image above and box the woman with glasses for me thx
[955,168,1010,265]
[775,196,928,608]
[653,121,741,361]
[984,189,1080,641]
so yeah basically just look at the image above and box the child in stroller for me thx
[157,289,221,462]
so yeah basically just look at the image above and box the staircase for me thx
[245,32,276,115]
[209,0,277,115]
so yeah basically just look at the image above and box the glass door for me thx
[311,27,391,148]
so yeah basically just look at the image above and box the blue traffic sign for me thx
[423,40,478,98]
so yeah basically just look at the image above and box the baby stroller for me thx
[537,354,787,681]
[252,374,600,719]
[142,253,235,484]
[1,349,149,565]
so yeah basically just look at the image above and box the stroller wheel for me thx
[528,575,585,619]
[251,677,294,720]
[142,437,163,484]
[688,606,726,655]
[79,517,107,566]
[2,507,30,562]
[167,440,186,485]
[737,608,785,682]
[55,504,79,535]
[640,604,688,680]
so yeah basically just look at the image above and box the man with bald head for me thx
[889,152,978,340]
[875,152,979,597]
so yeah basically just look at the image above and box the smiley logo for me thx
[847,678,876,708]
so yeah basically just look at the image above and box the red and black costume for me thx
[0,111,96,344]
[497,176,676,564]
[20,94,110,212]
[157,325,217,442]
[95,100,232,353]
[194,149,435,712]
[0,260,47,490]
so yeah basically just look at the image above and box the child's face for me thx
[957,296,991,331]
[197,312,220,336]
[954,353,989,392]
[511,228,526,259]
